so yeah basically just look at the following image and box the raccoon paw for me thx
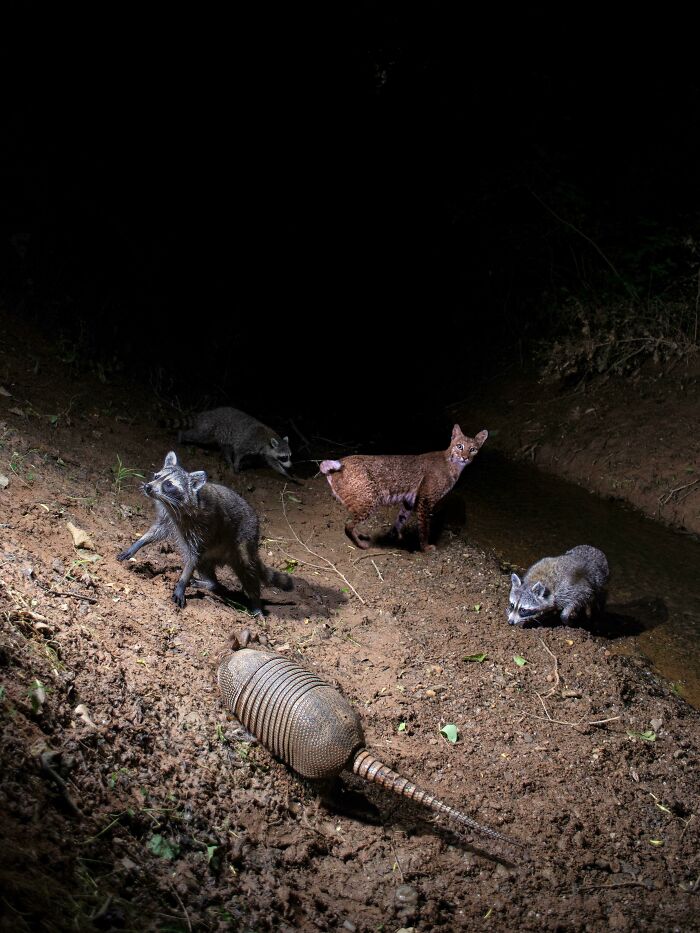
[116,549,132,562]
[172,588,187,608]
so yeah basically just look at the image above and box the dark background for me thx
[1,3,699,441]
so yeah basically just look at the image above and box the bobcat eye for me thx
[456,443,464,451]
[470,447,478,454]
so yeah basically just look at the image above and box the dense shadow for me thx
[514,598,669,639]
[590,598,669,639]
[188,575,348,620]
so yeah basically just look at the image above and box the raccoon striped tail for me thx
[160,414,194,431]
[320,459,342,475]
[263,566,294,592]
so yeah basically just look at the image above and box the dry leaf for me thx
[67,522,94,550]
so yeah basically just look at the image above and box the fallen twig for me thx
[371,559,383,581]
[351,551,401,565]
[280,485,365,604]
[538,637,560,697]
[659,479,699,507]
[48,589,98,604]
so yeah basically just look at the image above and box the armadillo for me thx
[217,642,521,849]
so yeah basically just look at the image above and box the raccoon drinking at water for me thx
[507,545,609,626]
[117,451,293,614]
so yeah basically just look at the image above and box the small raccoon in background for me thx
[117,451,293,614]
[171,407,293,477]
[507,545,609,626]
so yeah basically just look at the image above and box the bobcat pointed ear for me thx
[270,437,279,448]
[190,470,207,491]
[164,451,178,467]
[511,573,521,587]
[475,430,489,446]
[532,581,546,597]
[452,424,462,437]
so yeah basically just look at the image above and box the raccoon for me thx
[320,425,488,552]
[508,545,609,626]
[117,451,293,614]
[172,407,293,477]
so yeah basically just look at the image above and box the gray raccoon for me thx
[507,545,609,626]
[117,451,293,614]
[173,407,292,477]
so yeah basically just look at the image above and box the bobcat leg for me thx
[344,520,370,549]
[416,498,435,552]
[117,522,167,561]
[391,499,414,540]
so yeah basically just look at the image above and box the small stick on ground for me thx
[659,479,699,506]
[48,589,98,604]
[538,636,560,697]
[351,551,401,565]
[370,559,383,581]
[280,485,365,605]
[167,882,192,933]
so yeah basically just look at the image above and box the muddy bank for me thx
[0,315,699,932]
[451,358,700,538]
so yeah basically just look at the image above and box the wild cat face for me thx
[268,436,293,475]
[448,426,489,467]
[507,573,554,625]
[143,451,207,508]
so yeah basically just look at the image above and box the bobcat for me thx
[507,545,609,626]
[320,425,488,551]
[117,451,293,614]
[171,407,293,477]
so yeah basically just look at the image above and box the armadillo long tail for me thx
[352,749,523,849]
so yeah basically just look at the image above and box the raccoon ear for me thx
[475,430,489,446]
[190,470,207,491]
[164,451,178,467]
[283,436,289,443]
[270,437,279,448]
[531,581,547,597]
[511,573,521,587]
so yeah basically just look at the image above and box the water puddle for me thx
[456,452,700,707]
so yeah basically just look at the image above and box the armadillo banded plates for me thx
[218,649,365,779]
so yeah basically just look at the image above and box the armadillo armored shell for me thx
[217,648,365,780]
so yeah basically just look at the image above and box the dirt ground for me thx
[1,313,698,932]
[451,356,700,539]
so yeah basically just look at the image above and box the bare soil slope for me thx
[1,315,698,932]
[452,359,700,537]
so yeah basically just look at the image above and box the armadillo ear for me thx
[511,573,521,587]
[270,437,279,448]
[190,470,207,491]
[532,581,546,597]
[475,430,489,446]
[164,451,178,467]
